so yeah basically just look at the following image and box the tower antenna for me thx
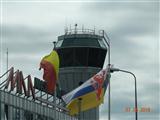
[75,23,78,34]
[82,25,84,33]
[65,18,68,34]
[94,26,95,34]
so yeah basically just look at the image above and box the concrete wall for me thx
[59,67,101,120]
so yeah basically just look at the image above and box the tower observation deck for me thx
[0,26,108,120]
[55,26,108,120]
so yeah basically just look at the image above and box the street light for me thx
[110,68,138,120]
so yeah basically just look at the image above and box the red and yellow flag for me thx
[40,50,59,94]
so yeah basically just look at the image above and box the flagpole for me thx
[53,41,57,119]
[78,98,82,120]
[102,30,111,120]
[108,36,111,120]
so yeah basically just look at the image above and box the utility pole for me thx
[6,48,8,79]
[6,48,8,71]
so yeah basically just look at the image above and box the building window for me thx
[56,40,63,48]
[98,39,106,49]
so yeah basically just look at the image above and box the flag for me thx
[62,67,110,115]
[40,50,59,94]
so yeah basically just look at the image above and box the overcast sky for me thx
[0,0,159,120]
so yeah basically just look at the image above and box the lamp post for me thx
[101,30,137,120]
[110,68,138,120]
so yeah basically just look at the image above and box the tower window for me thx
[56,40,63,48]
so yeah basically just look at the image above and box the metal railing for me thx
[65,28,96,35]
[0,67,77,119]
[0,90,78,120]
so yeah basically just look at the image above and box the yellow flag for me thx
[40,50,59,94]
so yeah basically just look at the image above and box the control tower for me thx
[55,25,107,120]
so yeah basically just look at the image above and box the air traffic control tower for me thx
[55,25,108,120]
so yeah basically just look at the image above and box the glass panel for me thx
[57,47,106,68]
[56,40,63,48]
[98,39,106,48]
[62,38,100,47]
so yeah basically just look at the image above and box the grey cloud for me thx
[100,83,159,119]
[101,113,159,120]
[1,24,64,54]
[81,2,158,13]
[78,1,159,68]
[1,24,62,43]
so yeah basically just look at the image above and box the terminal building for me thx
[0,26,108,120]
